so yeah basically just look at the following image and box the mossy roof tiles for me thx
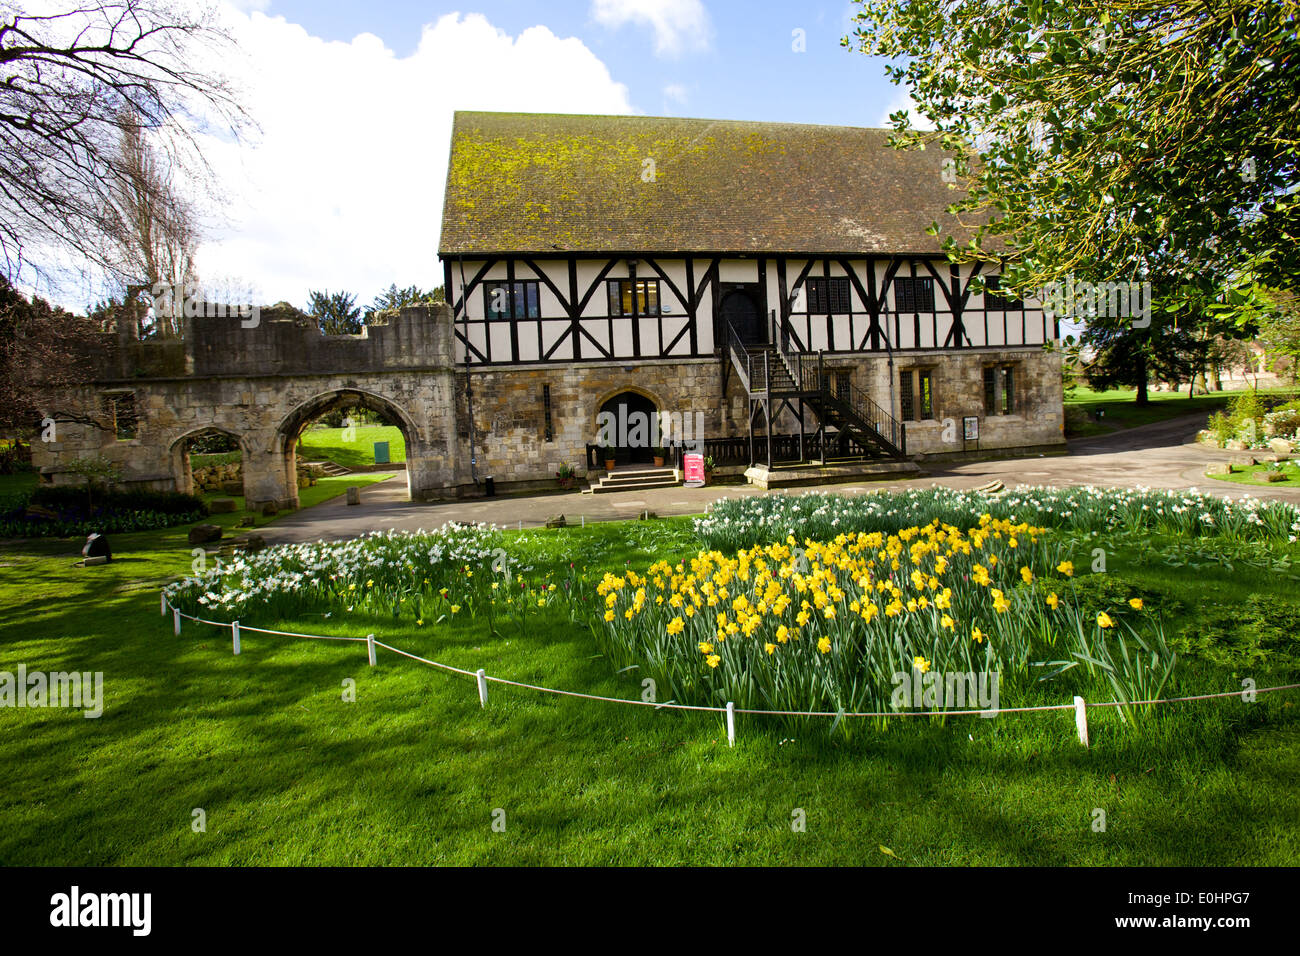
[439,111,978,257]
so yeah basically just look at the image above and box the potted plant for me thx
[555,462,576,489]
[703,455,715,486]
[599,440,616,472]
[652,446,666,468]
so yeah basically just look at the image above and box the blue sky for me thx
[254,0,900,127]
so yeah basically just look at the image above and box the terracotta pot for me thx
[605,459,616,471]
[653,456,665,467]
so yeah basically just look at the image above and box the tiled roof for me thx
[440,111,979,257]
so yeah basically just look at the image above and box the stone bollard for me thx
[346,486,361,506]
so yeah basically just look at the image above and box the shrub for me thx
[29,486,206,516]
[0,486,207,538]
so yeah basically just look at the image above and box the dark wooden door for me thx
[719,284,766,345]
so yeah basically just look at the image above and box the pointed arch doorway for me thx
[597,391,659,466]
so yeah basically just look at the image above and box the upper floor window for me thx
[805,277,852,314]
[607,279,660,317]
[484,281,540,320]
[983,276,1023,311]
[894,277,935,312]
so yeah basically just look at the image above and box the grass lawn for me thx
[299,425,405,469]
[194,473,393,517]
[1208,460,1300,488]
[1064,386,1297,437]
[191,451,242,469]
[1,505,1297,865]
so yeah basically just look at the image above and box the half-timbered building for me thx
[437,110,1066,486]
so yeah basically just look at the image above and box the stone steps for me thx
[305,459,351,477]
[583,466,680,494]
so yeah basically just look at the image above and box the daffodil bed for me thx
[164,523,579,628]
[693,485,1300,552]
[594,516,1175,721]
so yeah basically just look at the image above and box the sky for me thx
[39,1,923,312]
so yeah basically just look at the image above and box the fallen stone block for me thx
[208,498,237,514]
[187,524,223,545]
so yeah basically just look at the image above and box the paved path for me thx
[259,413,1299,545]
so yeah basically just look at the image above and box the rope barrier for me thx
[161,592,1300,741]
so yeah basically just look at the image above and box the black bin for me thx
[484,475,496,497]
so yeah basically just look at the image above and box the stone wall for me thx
[31,303,1064,505]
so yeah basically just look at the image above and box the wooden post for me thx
[726,701,736,747]
[1074,696,1090,747]
[477,669,489,708]
[173,608,181,636]
[232,621,241,656]
[367,633,376,667]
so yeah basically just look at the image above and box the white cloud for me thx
[661,83,688,113]
[591,0,711,57]
[875,86,936,131]
[192,8,634,308]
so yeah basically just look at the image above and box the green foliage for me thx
[846,0,1300,320]
[367,284,444,316]
[307,289,362,335]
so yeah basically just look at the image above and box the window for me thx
[899,369,934,422]
[983,276,1023,311]
[984,365,1016,415]
[483,281,540,320]
[607,279,660,316]
[894,277,935,312]
[105,392,137,440]
[805,277,852,314]
[835,371,851,403]
[542,384,553,442]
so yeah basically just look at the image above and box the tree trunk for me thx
[1135,351,1150,405]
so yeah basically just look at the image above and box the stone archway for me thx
[273,388,422,507]
[169,426,248,498]
[597,389,660,465]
